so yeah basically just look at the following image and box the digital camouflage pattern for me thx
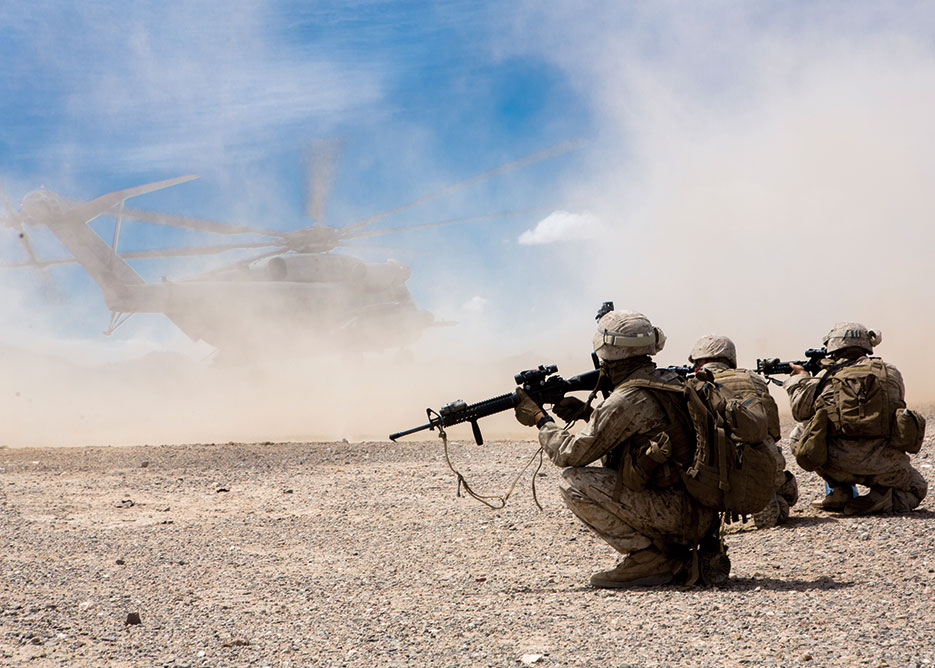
[592,310,667,361]
[537,362,716,553]
[689,335,737,367]
[784,356,927,511]
[822,321,882,354]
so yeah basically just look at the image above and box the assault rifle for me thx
[389,362,694,445]
[755,347,828,380]
[389,364,608,445]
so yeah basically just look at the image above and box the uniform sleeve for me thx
[536,387,653,468]
[783,373,822,422]
[885,362,906,404]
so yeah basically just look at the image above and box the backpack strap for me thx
[813,357,866,396]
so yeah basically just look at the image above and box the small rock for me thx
[216,487,230,493]
[222,639,250,647]
[521,654,544,664]
[282,489,293,494]
[117,499,134,508]
[115,559,125,565]
[140,461,149,468]
[125,612,141,625]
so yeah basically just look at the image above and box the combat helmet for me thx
[822,322,882,354]
[688,334,737,368]
[592,310,666,361]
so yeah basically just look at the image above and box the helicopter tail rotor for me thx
[0,181,64,300]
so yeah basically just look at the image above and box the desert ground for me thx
[1,420,934,668]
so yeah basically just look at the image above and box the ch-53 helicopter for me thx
[1,140,582,358]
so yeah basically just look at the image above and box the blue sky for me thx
[3,1,935,389]
[0,2,596,351]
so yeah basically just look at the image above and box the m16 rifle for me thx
[389,364,608,445]
[755,347,828,381]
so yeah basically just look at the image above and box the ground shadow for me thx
[517,575,855,595]
[721,575,855,592]
[889,508,935,520]
[724,513,840,534]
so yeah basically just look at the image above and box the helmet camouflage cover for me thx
[689,334,737,368]
[592,310,666,360]
[822,321,882,353]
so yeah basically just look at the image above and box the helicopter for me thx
[1,140,583,358]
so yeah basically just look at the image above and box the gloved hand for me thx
[553,396,592,422]
[514,387,543,427]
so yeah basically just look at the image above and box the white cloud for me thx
[462,296,488,313]
[517,210,605,245]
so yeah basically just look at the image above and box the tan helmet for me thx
[592,310,666,360]
[688,334,737,368]
[822,322,882,354]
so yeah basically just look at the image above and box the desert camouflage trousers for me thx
[753,441,800,528]
[558,467,717,554]
[819,441,928,512]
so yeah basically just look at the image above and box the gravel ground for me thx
[1,419,934,668]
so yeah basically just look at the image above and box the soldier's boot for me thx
[698,537,730,586]
[752,496,781,530]
[775,495,790,525]
[778,470,799,507]
[810,486,852,512]
[844,486,893,516]
[589,547,680,589]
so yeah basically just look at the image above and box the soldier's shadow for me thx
[723,514,839,533]
[890,508,935,520]
[725,576,855,592]
[559,576,854,594]
[781,514,844,528]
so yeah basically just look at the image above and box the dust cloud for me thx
[5,5,935,447]
[486,4,935,404]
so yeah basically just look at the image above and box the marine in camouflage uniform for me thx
[785,322,927,515]
[688,335,799,529]
[513,310,719,588]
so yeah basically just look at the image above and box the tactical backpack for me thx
[815,358,894,438]
[711,369,781,441]
[622,370,777,516]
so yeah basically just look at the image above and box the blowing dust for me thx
[4,7,935,446]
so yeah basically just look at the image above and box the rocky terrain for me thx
[1,420,933,667]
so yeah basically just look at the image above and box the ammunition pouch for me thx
[793,406,830,472]
[890,408,926,454]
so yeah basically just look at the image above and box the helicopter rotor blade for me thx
[340,138,588,234]
[118,207,281,237]
[0,256,77,269]
[0,180,16,219]
[112,240,284,259]
[305,137,344,224]
[342,206,553,240]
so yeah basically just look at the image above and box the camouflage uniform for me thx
[785,356,927,512]
[538,362,717,554]
[515,310,720,587]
